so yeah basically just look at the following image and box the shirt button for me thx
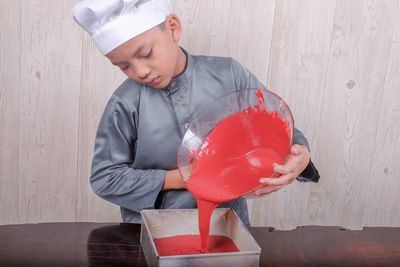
[184,123,190,130]
[170,82,176,87]
[176,95,182,101]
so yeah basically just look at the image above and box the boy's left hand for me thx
[254,144,310,196]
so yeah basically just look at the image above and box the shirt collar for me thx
[164,47,193,95]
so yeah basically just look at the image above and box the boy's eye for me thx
[120,65,129,70]
[144,50,152,59]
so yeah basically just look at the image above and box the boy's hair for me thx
[158,21,166,31]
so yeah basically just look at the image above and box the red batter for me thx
[155,89,291,255]
[154,235,239,256]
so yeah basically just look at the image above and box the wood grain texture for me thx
[362,1,400,227]
[16,0,82,223]
[312,0,399,229]
[0,0,21,225]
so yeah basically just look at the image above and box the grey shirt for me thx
[90,49,313,226]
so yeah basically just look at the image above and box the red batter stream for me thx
[154,89,292,255]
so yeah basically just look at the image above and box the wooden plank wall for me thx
[0,0,399,229]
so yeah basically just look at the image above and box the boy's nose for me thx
[134,63,151,79]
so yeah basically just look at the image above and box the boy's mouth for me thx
[145,76,159,86]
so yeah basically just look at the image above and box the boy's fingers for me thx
[274,148,306,174]
[255,185,282,195]
[273,163,290,174]
[260,173,294,186]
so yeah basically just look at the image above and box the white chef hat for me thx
[73,0,171,55]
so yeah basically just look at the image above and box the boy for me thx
[73,0,319,226]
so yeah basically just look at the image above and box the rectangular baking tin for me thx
[140,208,261,267]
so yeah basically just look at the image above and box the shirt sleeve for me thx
[90,94,166,213]
[293,128,320,183]
[231,58,319,183]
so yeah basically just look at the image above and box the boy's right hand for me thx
[163,169,186,190]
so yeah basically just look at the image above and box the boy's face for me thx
[106,15,185,89]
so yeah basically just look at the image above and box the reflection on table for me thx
[0,222,399,266]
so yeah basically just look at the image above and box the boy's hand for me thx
[254,144,310,196]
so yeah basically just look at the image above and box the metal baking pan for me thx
[140,208,261,267]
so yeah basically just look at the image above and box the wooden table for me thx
[0,223,399,266]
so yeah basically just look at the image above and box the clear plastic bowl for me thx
[178,88,294,199]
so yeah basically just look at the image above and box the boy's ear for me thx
[165,14,182,43]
